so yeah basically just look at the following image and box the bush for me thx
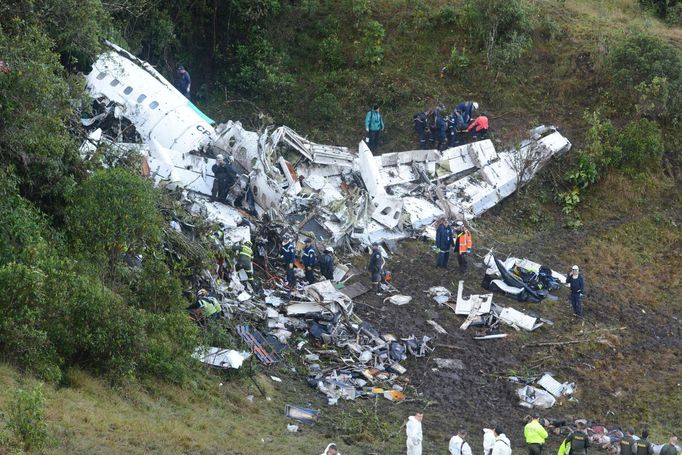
[5,385,50,451]
[319,35,345,70]
[356,20,385,66]
[460,0,533,67]
[615,119,665,175]
[65,168,163,273]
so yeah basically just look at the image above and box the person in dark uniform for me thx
[368,242,385,295]
[435,218,454,268]
[434,108,447,151]
[211,154,237,202]
[301,238,318,284]
[414,111,428,149]
[565,265,585,317]
[634,430,655,455]
[319,247,335,281]
[281,235,297,289]
[565,421,590,455]
[176,65,191,100]
[619,428,637,455]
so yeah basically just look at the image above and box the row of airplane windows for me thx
[96,71,159,109]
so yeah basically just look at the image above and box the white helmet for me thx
[325,247,334,254]
[216,154,224,161]
[473,102,479,110]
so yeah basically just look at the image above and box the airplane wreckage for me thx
[81,41,572,250]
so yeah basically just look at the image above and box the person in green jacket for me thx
[659,435,679,455]
[524,413,549,455]
[364,104,385,152]
[619,428,637,455]
[634,430,655,455]
[565,422,590,455]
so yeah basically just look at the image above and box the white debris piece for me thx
[386,295,412,306]
[455,280,492,315]
[537,373,576,398]
[193,347,251,369]
[517,385,556,409]
[497,307,544,331]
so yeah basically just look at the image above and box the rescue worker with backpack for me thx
[187,289,222,322]
[560,421,590,455]
[619,428,637,455]
[319,247,335,281]
[364,104,385,152]
[634,430,655,455]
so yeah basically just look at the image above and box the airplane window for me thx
[123,86,133,95]
[96,72,107,80]
[149,101,159,109]
[137,94,147,103]
[110,79,120,86]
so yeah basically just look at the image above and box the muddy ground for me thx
[330,184,682,454]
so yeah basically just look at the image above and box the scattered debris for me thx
[433,358,464,370]
[427,320,448,334]
[386,295,413,306]
[192,347,251,369]
[285,404,320,424]
[287,424,299,433]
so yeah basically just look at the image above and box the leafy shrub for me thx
[615,119,665,175]
[65,168,163,273]
[5,385,50,451]
[311,91,343,122]
[446,46,470,72]
[356,20,385,65]
[234,35,294,96]
[460,0,534,67]
[319,35,345,70]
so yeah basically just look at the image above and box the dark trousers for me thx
[571,293,583,316]
[458,252,468,272]
[436,134,446,151]
[368,130,381,152]
[528,443,543,455]
[304,267,316,284]
[286,266,296,288]
[211,178,230,201]
[436,251,450,267]
[417,131,427,149]
[472,128,488,140]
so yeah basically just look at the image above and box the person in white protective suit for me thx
[491,426,512,455]
[406,413,424,455]
[449,428,473,455]
[320,443,339,455]
[483,427,497,455]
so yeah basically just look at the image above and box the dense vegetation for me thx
[0,0,681,451]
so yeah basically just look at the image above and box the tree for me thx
[66,168,162,274]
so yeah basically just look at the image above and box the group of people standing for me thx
[414,100,489,151]
[436,218,473,272]
[403,411,679,455]
[280,236,336,289]
[363,101,489,153]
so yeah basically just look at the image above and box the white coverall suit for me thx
[406,416,423,455]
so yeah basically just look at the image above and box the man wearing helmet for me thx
[565,265,585,317]
[211,154,237,202]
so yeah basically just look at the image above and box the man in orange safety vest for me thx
[454,221,472,273]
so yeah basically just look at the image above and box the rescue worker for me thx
[436,218,454,268]
[565,265,585,317]
[211,154,237,202]
[619,428,637,455]
[301,238,318,284]
[447,109,466,148]
[187,289,221,321]
[467,113,489,140]
[449,428,473,455]
[320,443,339,455]
[319,247,335,281]
[434,108,447,151]
[634,430,654,455]
[659,435,679,455]
[454,221,472,272]
[281,235,297,289]
[176,65,191,100]
[368,242,385,296]
[456,101,479,124]
[414,111,428,149]
[564,421,590,455]
[406,413,423,455]
[237,240,254,283]
[524,413,548,455]
[483,427,497,455]
[364,104,385,152]
[492,427,512,455]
